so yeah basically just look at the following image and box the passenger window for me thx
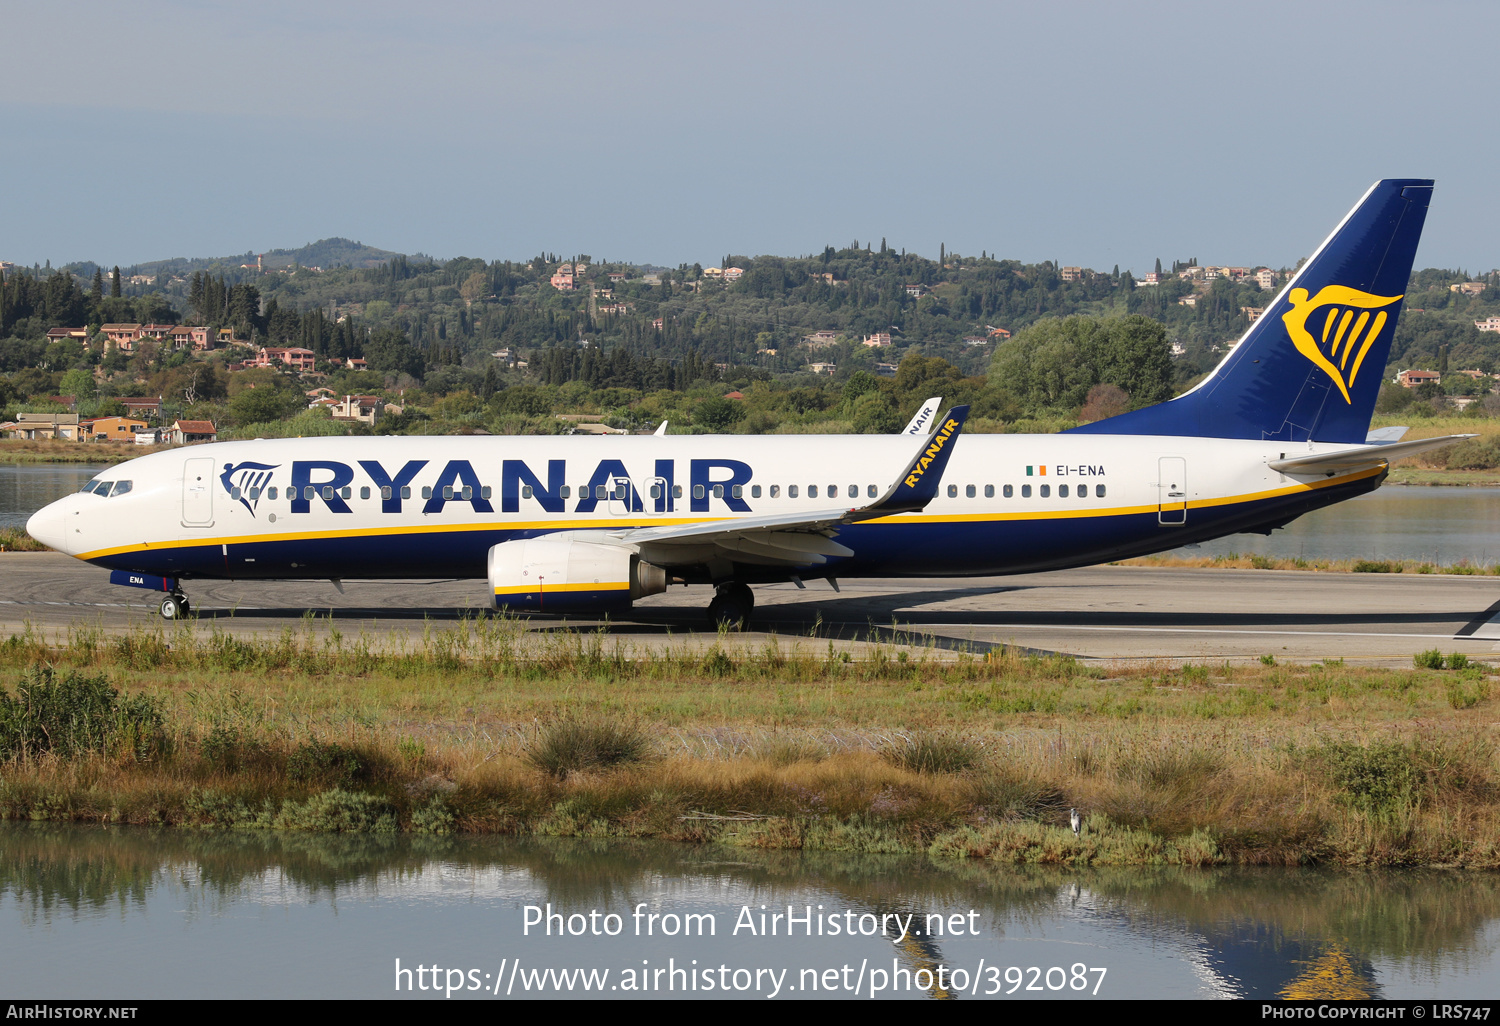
[712,484,723,499]
[421,486,432,499]
[269,487,279,500]
[381,486,392,500]
[966,485,976,498]
[442,486,454,500]
[341,486,352,500]
[867,484,877,498]
[693,484,705,499]
[304,486,315,500]
[461,486,472,500]
[984,484,994,498]
[1021,484,1031,498]
[732,484,743,498]
[231,486,241,500]
[771,485,780,498]
[847,484,857,498]
[1059,484,1069,497]
[947,485,957,498]
[788,485,798,498]
[250,487,261,500]
[401,486,411,500]
[827,484,838,498]
[808,485,818,498]
[1040,484,1050,498]
[1097,484,1107,498]
[1078,484,1088,498]
[359,486,369,500]
[560,485,572,499]
[595,485,608,499]
[751,485,761,498]
[481,485,491,499]
[522,485,533,499]
[672,485,682,498]
[1003,484,1013,498]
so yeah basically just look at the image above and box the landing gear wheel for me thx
[707,582,754,629]
[159,594,189,620]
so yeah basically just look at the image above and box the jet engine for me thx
[487,537,667,613]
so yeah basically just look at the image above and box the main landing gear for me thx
[159,592,191,620]
[707,582,754,629]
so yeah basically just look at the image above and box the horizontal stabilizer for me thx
[1269,434,1474,473]
[1366,426,1409,443]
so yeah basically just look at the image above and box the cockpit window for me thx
[108,480,132,497]
[80,480,104,494]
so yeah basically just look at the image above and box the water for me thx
[0,463,112,530]
[2,465,1498,564]
[3,824,1497,1000]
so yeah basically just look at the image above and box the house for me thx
[1451,282,1487,296]
[803,330,840,347]
[345,357,368,370]
[988,327,1012,339]
[7,413,79,440]
[722,267,744,282]
[1059,266,1083,282]
[331,395,384,425]
[701,267,724,278]
[169,419,217,444]
[1255,269,1278,290]
[80,416,147,442]
[1139,272,1162,286]
[101,323,142,351]
[306,387,337,399]
[1476,317,1500,334]
[903,283,927,297]
[251,347,317,372]
[168,325,214,351]
[875,363,898,376]
[133,428,161,446]
[138,324,175,342]
[1178,294,1199,307]
[962,336,988,346]
[650,317,664,331]
[1241,307,1264,323]
[117,397,163,420]
[46,327,90,344]
[549,263,576,290]
[218,328,239,346]
[807,362,837,375]
[1397,369,1442,388]
[1457,369,1491,380]
[862,332,892,347]
[608,272,626,282]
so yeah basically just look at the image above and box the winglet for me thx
[901,396,942,435]
[858,405,970,516]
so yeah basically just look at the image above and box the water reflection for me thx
[3,824,1498,999]
[0,463,112,529]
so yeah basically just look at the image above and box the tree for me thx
[460,271,488,307]
[693,396,743,431]
[89,269,103,302]
[110,267,121,298]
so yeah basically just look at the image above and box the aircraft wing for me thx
[616,405,970,567]
[1269,434,1474,473]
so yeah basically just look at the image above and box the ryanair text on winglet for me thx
[903,417,961,488]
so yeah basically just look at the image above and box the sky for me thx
[4,0,1499,275]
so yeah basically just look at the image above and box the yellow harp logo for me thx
[1281,285,1403,403]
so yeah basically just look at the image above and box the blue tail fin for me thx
[1070,179,1433,443]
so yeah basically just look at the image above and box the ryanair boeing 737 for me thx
[26,179,1470,624]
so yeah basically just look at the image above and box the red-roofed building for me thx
[251,347,317,372]
[169,419,217,445]
[101,323,142,352]
[117,397,163,419]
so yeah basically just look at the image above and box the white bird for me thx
[1069,808,1081,836]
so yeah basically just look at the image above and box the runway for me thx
[4,553,1500,666]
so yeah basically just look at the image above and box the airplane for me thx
[26,178,1471,626]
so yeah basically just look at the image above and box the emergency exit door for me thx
[1158,457,1187,525]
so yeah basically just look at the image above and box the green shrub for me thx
[525,716,649,777]
[0,665,164,760]
[1319,741,1420,815]
[1447,678,1491,709]
[1448,652,1471,671]
[1440,439,1500,471]
[882,732,979,774]
[1259,654,1277,666]
[1249,554,1275,569]
[287,739,369,787]
[700,649,735,677]
[1353,560,1401,574]
[1414,649,1445,670]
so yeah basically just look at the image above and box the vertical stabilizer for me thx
[1070,179,1433,443]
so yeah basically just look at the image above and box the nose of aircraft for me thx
[25,499,69,553]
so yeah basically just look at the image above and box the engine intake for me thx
[488,538,666,613]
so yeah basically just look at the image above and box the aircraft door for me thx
[182,457,215,527]
[607,476,633,516]
[1158,457,1187,525]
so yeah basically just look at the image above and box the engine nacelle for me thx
[488,538,667,613]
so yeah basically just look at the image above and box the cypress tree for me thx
[110,266,121,297]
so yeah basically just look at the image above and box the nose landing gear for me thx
[707,582,754,628]
[159,593,191,620]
